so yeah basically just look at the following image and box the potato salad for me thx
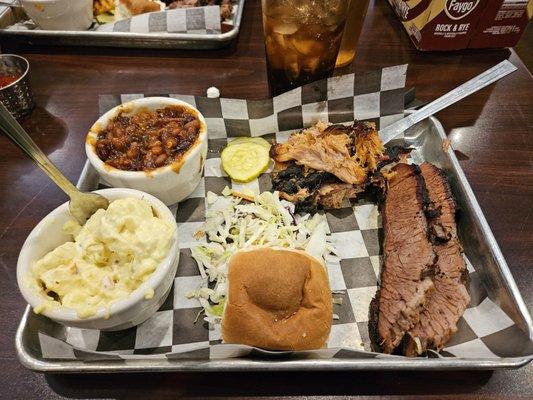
[29,198,175,318]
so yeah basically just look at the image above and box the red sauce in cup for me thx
[0,74,19,89]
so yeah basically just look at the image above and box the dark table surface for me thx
[1,0,532,398]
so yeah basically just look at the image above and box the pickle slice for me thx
[221,142,270,182]
[227,137,271,150]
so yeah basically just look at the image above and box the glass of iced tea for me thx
[262,0,350,96]
[335,0,370,68]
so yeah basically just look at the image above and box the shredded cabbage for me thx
[188,189,334,324]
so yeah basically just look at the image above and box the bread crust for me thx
[119,0,161,15]
[221,247,332,351]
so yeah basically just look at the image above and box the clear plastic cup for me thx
[335,0,370,68]
[262,0,350,96]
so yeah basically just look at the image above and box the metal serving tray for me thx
[0,1,245,49]
[15,113,533,372]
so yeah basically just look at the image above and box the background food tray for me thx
[15,111,533,372]
[0,1,245,49]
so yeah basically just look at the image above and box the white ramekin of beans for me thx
[86,97,208,205]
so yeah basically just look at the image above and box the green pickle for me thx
[221,139,271,182]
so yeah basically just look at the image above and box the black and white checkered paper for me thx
[28,65,533,363]
[4,5,226,35]
[96,6,221,34]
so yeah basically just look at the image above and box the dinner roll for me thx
[221,247,332,351]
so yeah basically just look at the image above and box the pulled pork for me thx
[271,121,410,212]
[271,122,383,185]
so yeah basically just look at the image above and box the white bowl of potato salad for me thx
[17,188,179,331]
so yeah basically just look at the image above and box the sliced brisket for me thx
[404,163,470,356]
[370,163,437,354]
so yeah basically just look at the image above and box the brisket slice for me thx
[369,163,437,353]
[404,163,470,356]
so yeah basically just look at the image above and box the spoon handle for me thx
[379,60,517,144]
[0,102,78,196]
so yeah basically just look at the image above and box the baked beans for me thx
[95,106,201,171]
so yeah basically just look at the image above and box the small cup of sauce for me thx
[0,54,35,118]
[0,74,20,89]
